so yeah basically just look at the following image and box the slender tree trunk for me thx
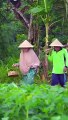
[36,23,40,55]
[64,0,68,18]
[40,22,49,81]
[44,22,49,79]
[45,23,49,47]
[28,14,33,42]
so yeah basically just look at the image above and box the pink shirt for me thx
[19,49,40,75]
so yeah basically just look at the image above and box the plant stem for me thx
[26,108,29,120]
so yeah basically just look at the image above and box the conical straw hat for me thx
[18,40,34,48]
[49,38,63,47]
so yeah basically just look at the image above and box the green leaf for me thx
[29,6,44,14]
[2,117,9,120]
[51,116,61,120]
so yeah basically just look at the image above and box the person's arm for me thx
[46,49,53,62]
[48,54,53,62]
[12,63,19,67]
[64,49,68,67]
[63,49,68,72]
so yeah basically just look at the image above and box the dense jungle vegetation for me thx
[0,0,68,120]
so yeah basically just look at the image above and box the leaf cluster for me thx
[0,83,68,120]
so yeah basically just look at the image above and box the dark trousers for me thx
[51,73,66,87]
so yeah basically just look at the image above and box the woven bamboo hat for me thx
[18,40,34,48]
[49,38,63,47]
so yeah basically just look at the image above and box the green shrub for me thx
[0,83,68,120]
[0,57,21,83]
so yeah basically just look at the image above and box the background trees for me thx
[0,0,68,59]
[0,0,68,80]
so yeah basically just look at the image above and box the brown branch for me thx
[7,1,30,28]
[28,14,33,41]
[12,7,29,28]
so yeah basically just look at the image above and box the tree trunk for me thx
[64,0,68,18]
[44,22,49,80]
[28,14,33,42]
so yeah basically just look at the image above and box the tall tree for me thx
[29,0,67,79]
[7,0,39,46]
[29,0,55,79]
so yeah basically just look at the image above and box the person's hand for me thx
[63,66,67,72]
[12,63,19,67]
[45,48,52,55]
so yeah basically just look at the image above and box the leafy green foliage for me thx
[0,0,68,62]
[0,57,21,83]
[16,33,28,44]
[0,83,68,120]
[0,0,27,61]
[29,6,44,15]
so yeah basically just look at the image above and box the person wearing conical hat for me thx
[46,38,68,87]
[12,40,40,85]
